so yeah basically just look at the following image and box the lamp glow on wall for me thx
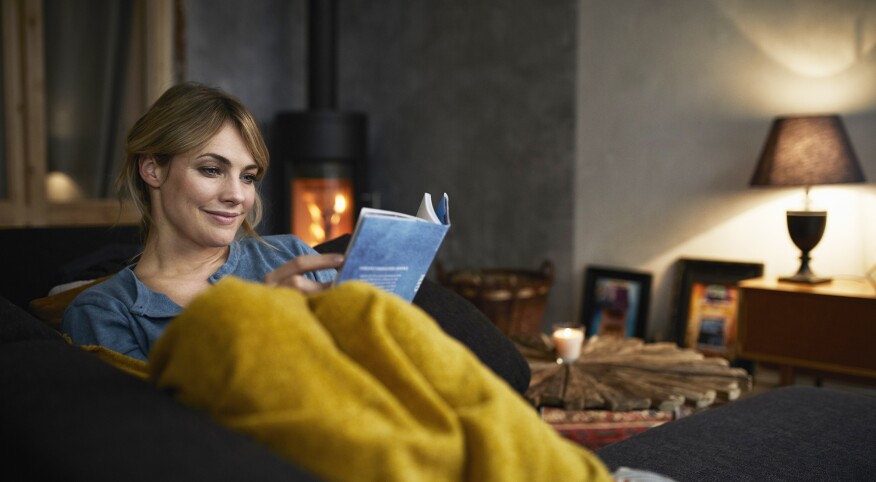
[750,115,866,284]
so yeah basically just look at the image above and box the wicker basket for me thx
[437,260,554,336]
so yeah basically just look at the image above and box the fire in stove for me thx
[291,176,353,246]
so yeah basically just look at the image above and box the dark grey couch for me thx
[596,385,876,481]
[2,227,875,481]
[0,293,320,480]
[0,227,534,480]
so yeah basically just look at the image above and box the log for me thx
[513,335,751,411]
[564,365,605,410]
[525,364,566,407]
[603,367,686,411]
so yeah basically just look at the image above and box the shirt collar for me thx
[127,240,240,318]
[126,268,183,318]
[210,240,239,283]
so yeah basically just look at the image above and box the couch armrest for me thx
[0,295,64,343]
[596,386,876,481]
[0,338,321,481]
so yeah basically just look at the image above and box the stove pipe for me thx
[275,0,368,241]
[308,0,337,110]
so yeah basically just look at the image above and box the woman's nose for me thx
[220,179,245,205]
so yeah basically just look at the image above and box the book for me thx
[333,193,450,301]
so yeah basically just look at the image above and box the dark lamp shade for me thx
[750,115,866,187]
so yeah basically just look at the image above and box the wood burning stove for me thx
[275,0,368,245]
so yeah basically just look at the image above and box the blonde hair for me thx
[117,82,269,239]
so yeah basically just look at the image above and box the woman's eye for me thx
[200,166,221,177]
[242,173,257,184]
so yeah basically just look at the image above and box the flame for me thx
[291,177,354,246]
[334,193,347,213]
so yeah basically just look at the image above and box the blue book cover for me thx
[334,193,450,301]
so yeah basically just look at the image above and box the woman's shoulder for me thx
[61,268,139,333]
[68,268,138,308]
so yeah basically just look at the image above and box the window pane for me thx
[43,0,136,201]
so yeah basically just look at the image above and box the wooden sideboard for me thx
[737,277,876,385]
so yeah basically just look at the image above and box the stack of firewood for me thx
[513,334,752,412]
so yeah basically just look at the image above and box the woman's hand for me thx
[264,254,344,294]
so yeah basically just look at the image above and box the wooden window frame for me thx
[1,0,174,227]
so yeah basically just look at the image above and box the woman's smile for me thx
[204,209,242,225]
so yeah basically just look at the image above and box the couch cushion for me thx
[596,386,876,481]
[413,278,532,393]
[0,295,64,343]
[0,226,141,308]
[28,276,111,330]
[0,339,320,481]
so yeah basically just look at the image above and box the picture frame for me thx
[670,258,764,357]
[580,266,652,340]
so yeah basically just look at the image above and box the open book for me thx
[333,193,450,301]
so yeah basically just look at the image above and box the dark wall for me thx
[184,0,578,329]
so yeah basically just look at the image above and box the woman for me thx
[56,82,620,481]
[61,82,343,361]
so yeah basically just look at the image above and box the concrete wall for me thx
[183,0,876,338]
[337,0,579,329]
[184,0,580,330]
[576,0,876,340]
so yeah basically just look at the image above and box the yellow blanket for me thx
[148,277,612,482]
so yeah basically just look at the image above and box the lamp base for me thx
[782,211,830,285]
[779,273,831,284]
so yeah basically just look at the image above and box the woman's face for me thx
[147,122,259,250]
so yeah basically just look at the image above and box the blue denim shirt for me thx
[60,234,335,361]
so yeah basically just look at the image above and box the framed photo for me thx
[671,258,764,357]
[580,266,652,339]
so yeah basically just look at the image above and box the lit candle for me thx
[552,325,585,364]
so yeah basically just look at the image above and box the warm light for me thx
[714,0,876,78]
[46,171,85,202]
[711,0,876,113]
[334,193,347,213]
[552,325,585,364]
[306,203,322,219]
[292,177,354,246]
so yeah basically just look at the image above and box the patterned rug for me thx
[540,407,675,451]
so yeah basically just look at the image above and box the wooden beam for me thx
[45,199,140,227]
[21,0,46,225]
[144,0,174,104]
[0,0,26,226]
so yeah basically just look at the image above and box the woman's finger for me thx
[272,276,333,294]
[264,254,344,286]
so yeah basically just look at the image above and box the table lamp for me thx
[750,115,866,284]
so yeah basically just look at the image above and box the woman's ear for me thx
[139,155,163,188]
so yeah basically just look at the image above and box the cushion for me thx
[0,226,140,308]
[0,339,318,480]
[28,276,111,330]
[596,386,876,481]
[80,344,149,380]
[0,295,65,343]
